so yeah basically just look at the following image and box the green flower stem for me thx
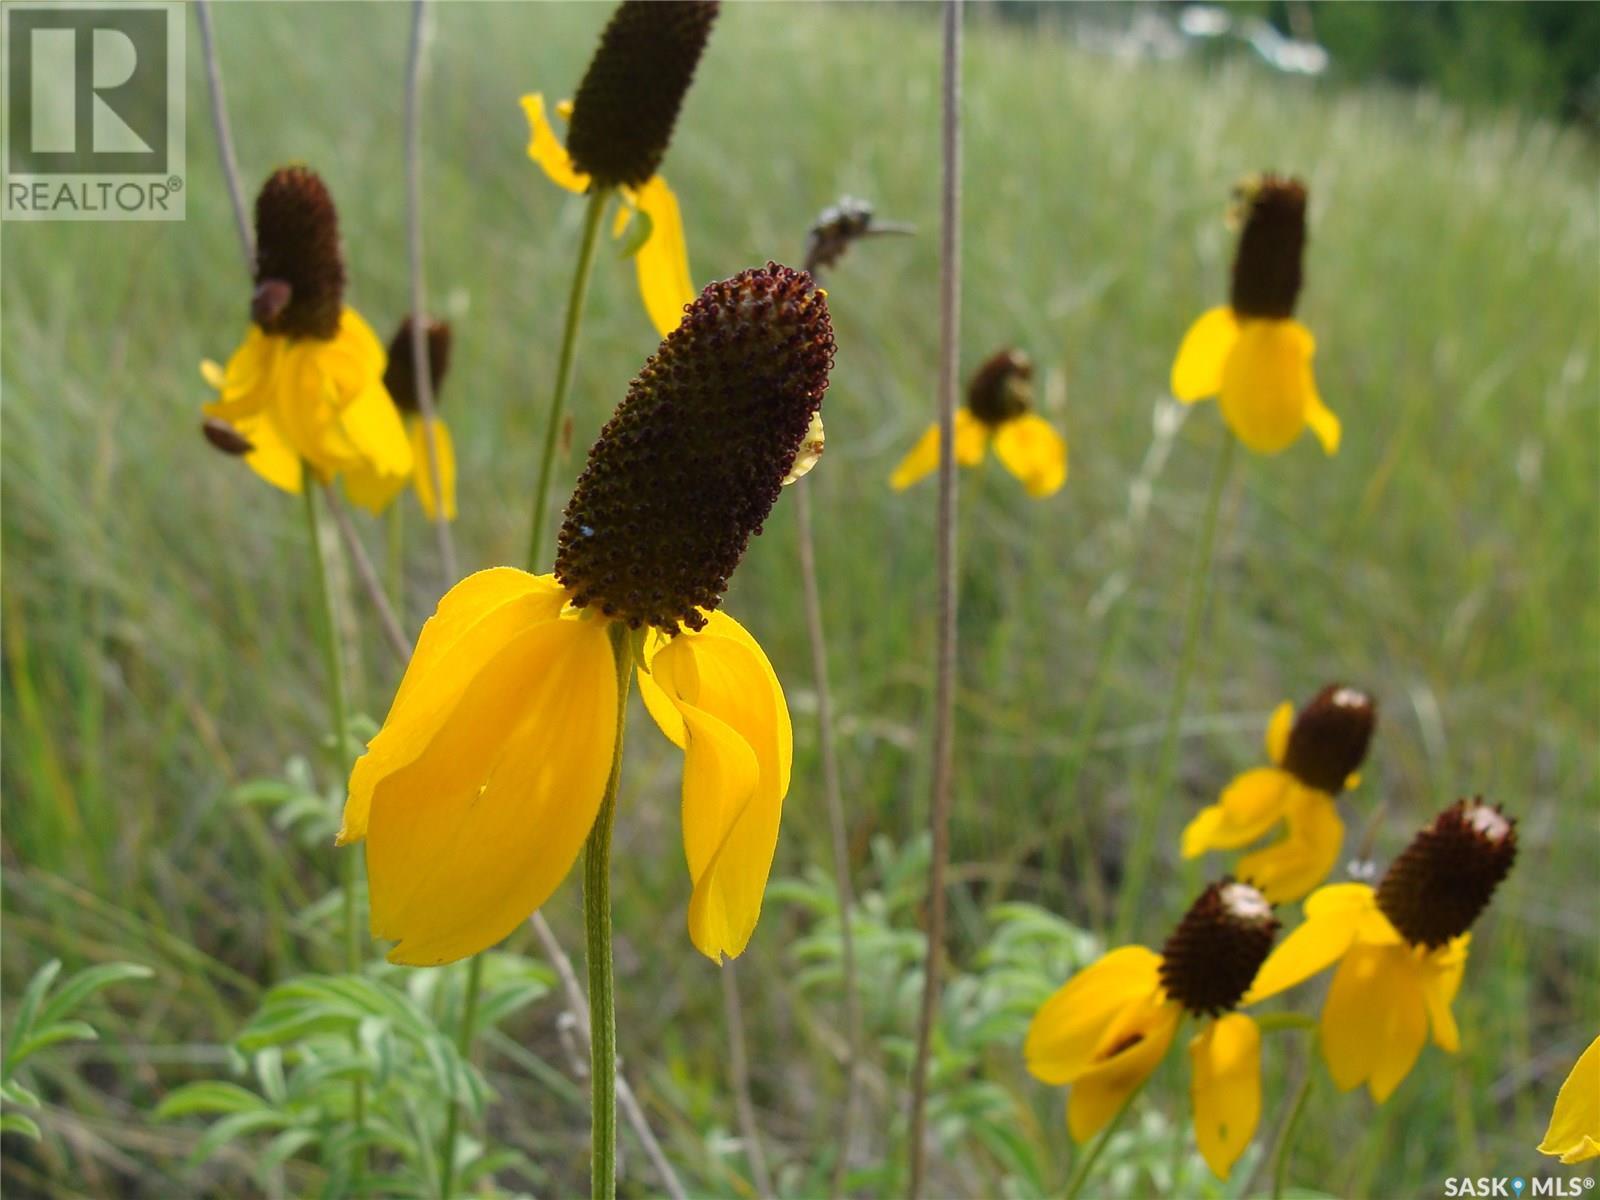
[1062,1070,1150,1200]
[527,186,612,571]
[1271,1066,1314,1199]
[437,954,484,1200]
[1114,433,1236,942]
[586,622,634,1200]
[301,480,368,1186]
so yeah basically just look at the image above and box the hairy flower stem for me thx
[301,481,367,1188]
[1114,433,1236,942]
[794,480,863,1198]
[405,0,456,584]
[1062,1072,1149,1200]
[907,4,962,1196]
[1271,1062,1314,1198]
[528,187,612,569]
[586,623,633,1200]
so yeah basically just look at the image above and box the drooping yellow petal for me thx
[227,408,304,495]
[1066,991,1181,1143]
[647,613,792,960]
[1540,1035,1600,1164]
[1419,935,1470,1053]
[1218,319,1315,455]
[888,408,989,491]
[628,175,695,337]
[1236,788,1345,903]
[1189,1013,1262,1180]
[1170,306,1240,403]
[1265,700,1294,765]
[1320,942,1427,1102]
[341,570,569,843]
[409,415,457,522]
[1181,768,1296,858]
[520,93,589,193]
[1305,379,1341,456]
[1244,882,1376,1004]
[339,380,413,479]
[361,611,618,965]
[342,459,409,515]
[1025,946,1165,1085]
[991,412,1068,497]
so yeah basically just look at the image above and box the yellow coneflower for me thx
[1171,175,1340,456]
[1247,799,1517,1102]
[338,264,832,966]
[1539,1035,1600,1164]
[890,348,1068,498]
[1181,684,1376,903]
[1027,879,1279,1180]
[344,319,458,521]
[521,0,717,337]
[201,167,412,498]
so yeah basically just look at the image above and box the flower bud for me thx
[252,166,345,339]
[1376,799,1517,948]
[1160,879,1279,1016]
[201,417,254,456]
[565,0,719,189]
[556,263,834,632]
[1229,175,1306,320]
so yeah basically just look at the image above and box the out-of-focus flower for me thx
[1539,1035,1600,1164]
[345,319,458,521]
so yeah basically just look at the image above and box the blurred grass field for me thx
[3,2,1597,1196]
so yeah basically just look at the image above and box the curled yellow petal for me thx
[1420,935,1470,1053]
[1171,306,1239,403]
[1066,990,1181,1143]
[992,412,1068,497]
[1244,882,1375,1004]
[342,459,408,515]
[226,408,304,495]
[889,408,989,490]
[647,612,792,960]
[1235,788,1344,903]
[1182,767,1295,859]
[1026,946,1164,1086]
[1218,318,1315,454]
[410,415,458,522]
[1265,700,1294,765]
[357,604,618,966]
[1305,378,1341,456]
[1540,1035,1600,1163]
[200,358,227,389]
[1189,1013,1262,1180]
[520,93,589,193]
[629,175,695,337]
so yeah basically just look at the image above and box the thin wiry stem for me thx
[529,914,688,1200]
[1114,433,1236,941]
[195,0,252,268]
[720,960,774,1197]
[795,479,864,1198]
[322,484,412,662]
[907,4,962,1196]
[405,0,457,584]
[528,187,611,570]
[1271,1063,1314,1199]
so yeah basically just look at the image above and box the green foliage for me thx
[1,959,152,1140]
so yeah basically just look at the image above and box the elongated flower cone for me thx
[556,262,834,631]
[252,166,346,339]
[1376,799,1517,948]
[565,0,719,189]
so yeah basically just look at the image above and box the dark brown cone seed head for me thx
[201,418,254,456]
[555,263,834,632]
[565,1,718,189]
[1282,684,1377,794]
[252,166,345,340]
[1376,799,1517,949]
[1229,174,1307,319]
[383,318,453,415]
[1159,879,1279,1017]
[966,348,1033,427]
